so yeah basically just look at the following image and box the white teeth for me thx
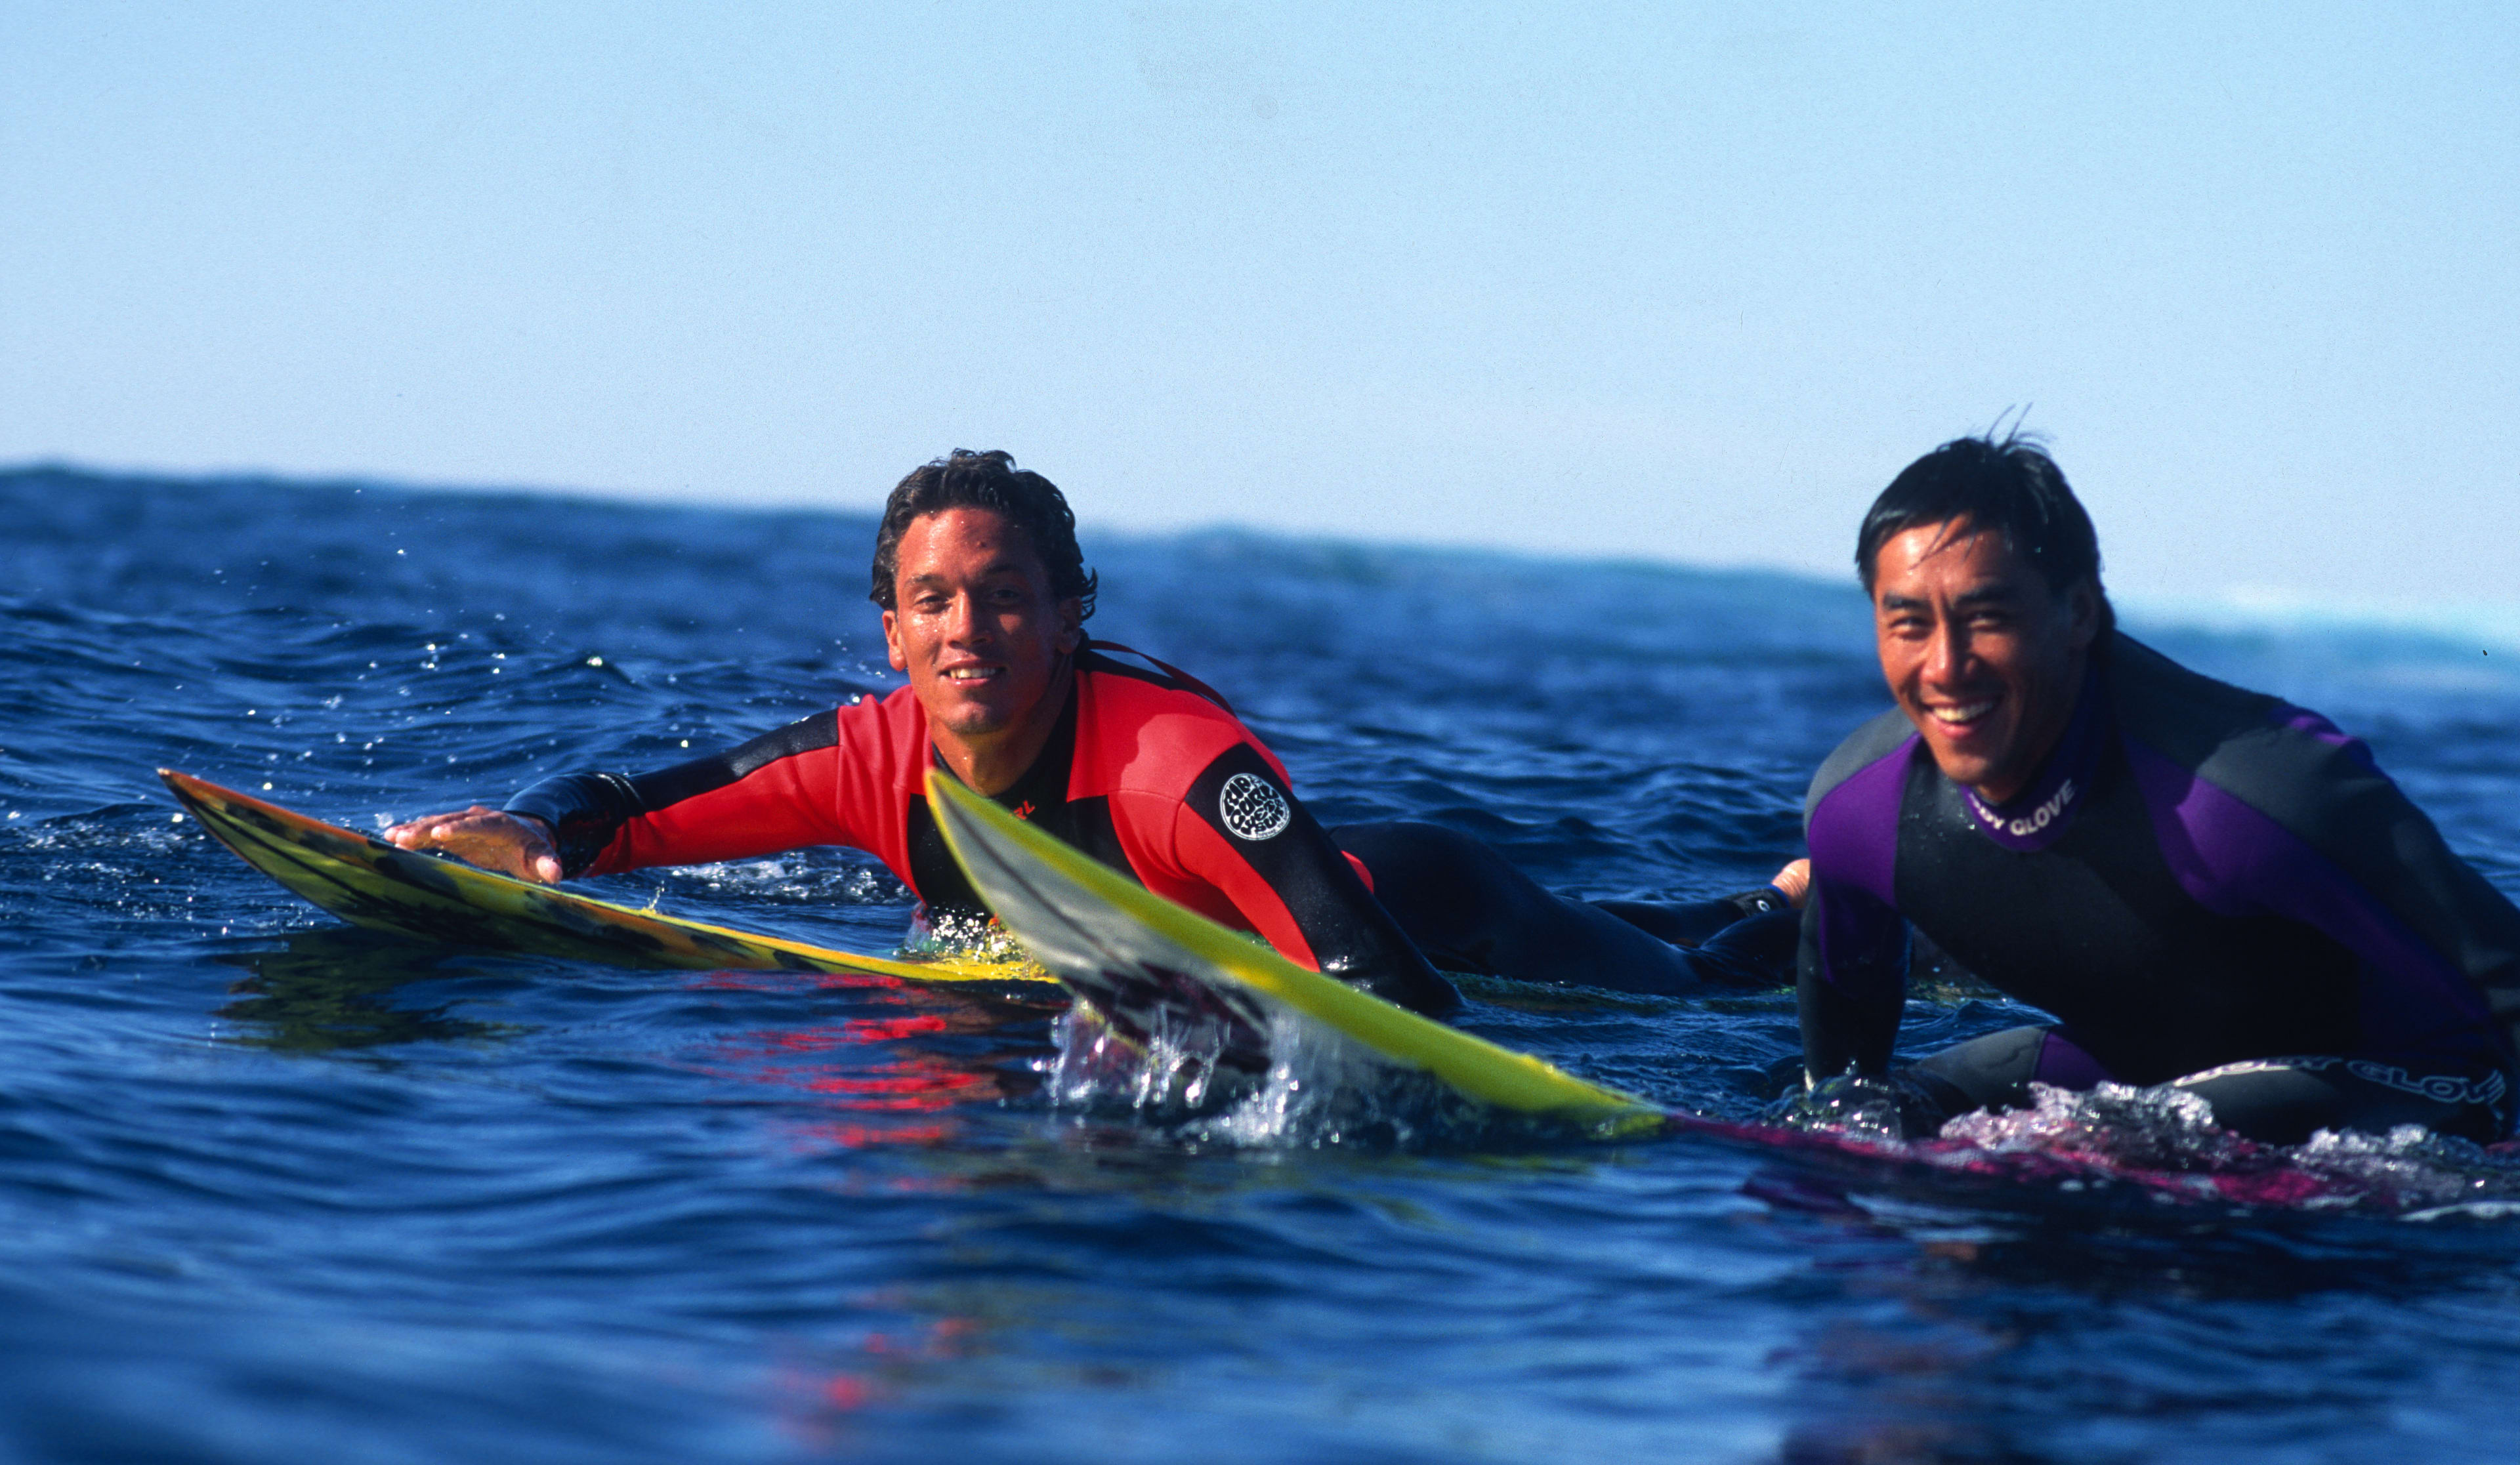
[944,667,999,681]
[1929,700,1997,725]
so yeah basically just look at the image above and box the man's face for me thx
[882,506,1082,741]
[1870,518,2100,803]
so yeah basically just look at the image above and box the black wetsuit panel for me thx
[1891,738,2360,1084]
[508,711,843,877]
[902,685,1120,919]
[1332,820,1800,993]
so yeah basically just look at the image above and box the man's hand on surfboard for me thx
[385,806,564,884]
[1771,858,1811,909]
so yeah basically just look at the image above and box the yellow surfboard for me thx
[924,769,1668,1134]
[161,770,1039,986]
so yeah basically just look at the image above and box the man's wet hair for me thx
[1857,434,2113,633]
[870,449,1099,619]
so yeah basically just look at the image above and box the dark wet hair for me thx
[1857,434,2113,633]
[868,449,1097,619]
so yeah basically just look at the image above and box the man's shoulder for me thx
[1074,647,1277,793]
[2107,633,2289,764]
[826,684,930,766]
[1805,706,1918,827]
[2107,632,2385,833]
[1078,647,1243,726]
[1801,707,1914,907]
[834,682,926,730]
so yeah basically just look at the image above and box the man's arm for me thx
[1796,878,1911,1082]
[1166,744,1461,1018]
[501,772,646,877]
[2156,719,2520,1069]
[394,712,863,882]
[1794,714,1922,1083]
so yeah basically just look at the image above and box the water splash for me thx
[1041,997,1263,1115]
[1040,999,1519,1149]
[644,854,908,907]
[1940,1080,2248,1168]
[896,908,1036,968]
[1856,1082,2520,1215]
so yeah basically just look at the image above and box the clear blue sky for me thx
[4,2,2513,608]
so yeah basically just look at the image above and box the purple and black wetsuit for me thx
[1800,632,2520,1144]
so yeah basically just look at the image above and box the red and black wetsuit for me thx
[503,643,1459,1015]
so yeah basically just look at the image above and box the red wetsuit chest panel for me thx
[900,656,1301,939]
[558,648,1376,974]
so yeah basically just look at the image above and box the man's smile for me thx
[1925,697,1999,728]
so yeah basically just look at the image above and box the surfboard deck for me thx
[923,768,1673,1135]
[159,770,1040,986]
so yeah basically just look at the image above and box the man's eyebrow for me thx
[1878,583,2023,613]
[903,559,1033,584]
[1950,583,2025,608]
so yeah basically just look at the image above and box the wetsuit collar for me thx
[1960,656,2107,853]
[927,672,1080,817]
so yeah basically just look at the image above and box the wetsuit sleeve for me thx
[1166,744,1461,1017]
[504,712,851,878]
[1796,714,1920,1083]
[1679,907,1801,987]
[1797,880,1910,1081]
[2137,713,2520,1068]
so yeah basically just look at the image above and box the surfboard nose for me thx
[159,768,235,812]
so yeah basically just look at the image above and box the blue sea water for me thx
[5,465,2520,1463]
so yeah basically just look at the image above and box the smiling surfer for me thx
[385,451,1802,1019]
[1797,434,2520,1144]
[385,451,1461,1016]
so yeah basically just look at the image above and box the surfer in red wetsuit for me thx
[389,450,1800,1010]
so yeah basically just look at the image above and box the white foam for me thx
[1040,999,1496,1149]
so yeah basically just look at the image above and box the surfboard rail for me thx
[923,768,1670,1132]
[159,769,1039,986]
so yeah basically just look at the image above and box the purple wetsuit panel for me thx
[1805,732,1911,990]
[2124,735,2503,1067]
[2033,1029,2112,1089]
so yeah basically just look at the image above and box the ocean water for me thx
[5,466,2520,1463]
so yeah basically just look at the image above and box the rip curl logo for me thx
[1971,777,2078,840]
[1217,772,1292,841]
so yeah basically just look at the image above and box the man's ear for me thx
[1054,598,1084,654]
[882,608,908,671]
